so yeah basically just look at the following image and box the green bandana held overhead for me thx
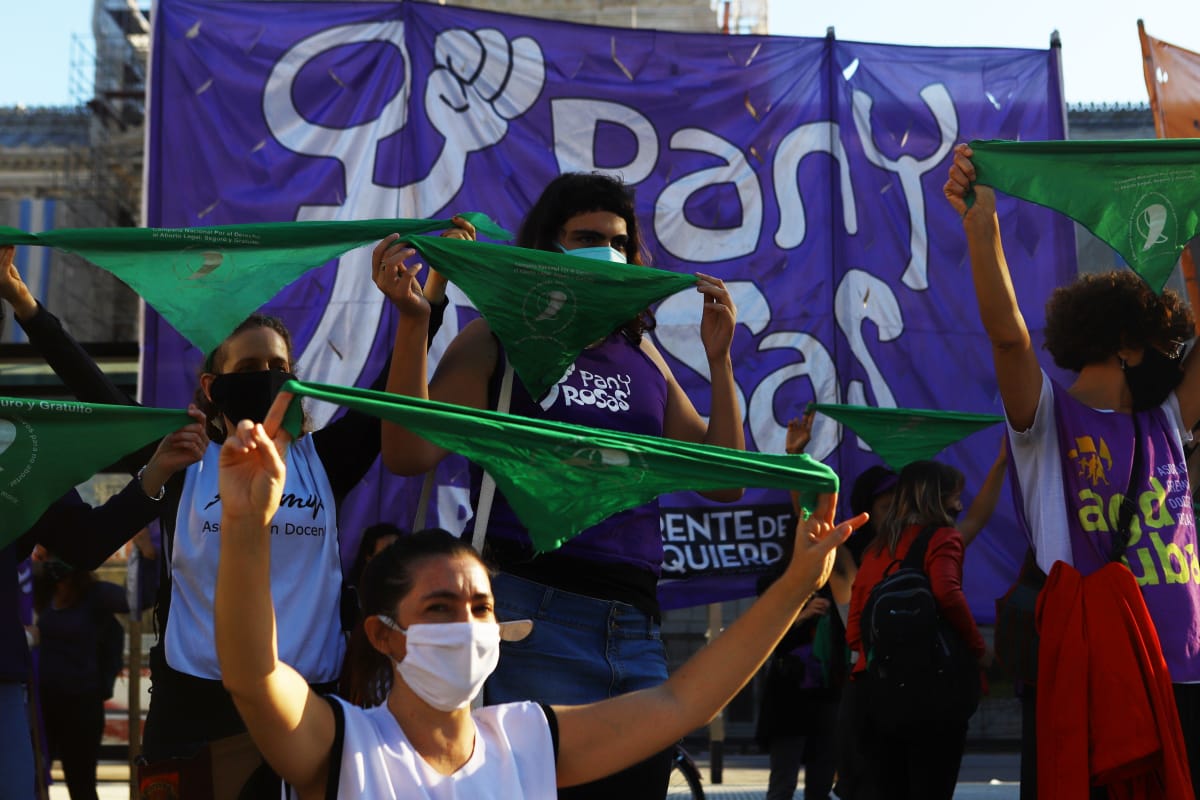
[404,236,698,399]
[0,215,510,354]
[809,403,1004,470]
[968,139,1200,294]
[280,380,838,552]
[0,398,193,546]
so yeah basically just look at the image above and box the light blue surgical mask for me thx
[557,243,628,264]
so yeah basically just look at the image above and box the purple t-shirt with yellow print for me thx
[1010,374,1200,682]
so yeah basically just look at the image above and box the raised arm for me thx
[943,144,1043,431]
[958,438,1008,547]
[641,273,744,501]
[784,411,815,517]
[375,219,497,476]
[0,245,37,321]
[214,417,334,796]
[314,294,453,500]
[1,246,136,409]
[24,485,160,570]
[552,495,867,787]
[23,409,207,568]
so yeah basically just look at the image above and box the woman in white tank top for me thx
[212,414,868,799]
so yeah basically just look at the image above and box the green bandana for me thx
[405,236,697,398]
[282,380,838,552]
[0,398,192,545]
[809,403,1004,470]
[0,215,510,353]
[970,138,1200,293]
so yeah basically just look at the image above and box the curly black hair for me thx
[518,172,655,343]
[1043,270,1193,372]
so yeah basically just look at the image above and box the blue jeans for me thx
[486,572,668,705]
[487,573,672,799]
[0,682,36,800]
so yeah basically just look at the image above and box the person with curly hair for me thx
[945,143,1200,797]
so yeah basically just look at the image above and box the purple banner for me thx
[146,1,1075,616]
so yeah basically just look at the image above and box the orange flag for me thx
[1139,21,1200,138]
[1138,20,1200,329]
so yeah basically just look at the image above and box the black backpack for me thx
[861,525,980,733]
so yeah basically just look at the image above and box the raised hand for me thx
[371,234,428,316]
[796,596,832,624]
[0,246,37,320]
[140,405,209,498]
[785,493,869,597]
[943,142,996,225]
[218,420,288,528]
[424,215,477,304]
[424,28,545,152]
[695,273,736,363]
[785,410,815,456]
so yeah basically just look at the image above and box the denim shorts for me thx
[486,572,668,706]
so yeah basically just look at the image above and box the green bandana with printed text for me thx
[405,236,697,398]
[970,138,1200,293]
[0,215,509,353]
[284,380,837,552]
[0,398,192,545]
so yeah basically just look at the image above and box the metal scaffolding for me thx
[63,0,149,229]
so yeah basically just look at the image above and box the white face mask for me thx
[378,617,501,712]
[557,242,629,264]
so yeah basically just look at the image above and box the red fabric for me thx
[846,524,985,675]
[1036,561,1191,800]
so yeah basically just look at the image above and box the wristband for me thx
[136,465,166,501]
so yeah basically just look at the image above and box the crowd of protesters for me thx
[3,148,1199,800]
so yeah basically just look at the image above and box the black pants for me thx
[1020,685,1036,800]
[1175,683,1200,800]
[862,719,967,800]
[41,689,104,800]
[833,679,869,799]
[766,695,840,800]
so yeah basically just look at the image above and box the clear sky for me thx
[2,0,95,106]
[1,0,1197,106]
[767,0,1199,105]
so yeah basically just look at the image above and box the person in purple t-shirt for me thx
[946,143,1200,797]
[375,173,744,800]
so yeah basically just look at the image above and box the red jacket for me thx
[1036,561,1191,800]
[846,524,985,674]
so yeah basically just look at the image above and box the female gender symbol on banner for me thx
[262,21,546,425]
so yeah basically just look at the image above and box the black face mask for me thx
[209,369,295,426]
[1125,346,1185,412]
